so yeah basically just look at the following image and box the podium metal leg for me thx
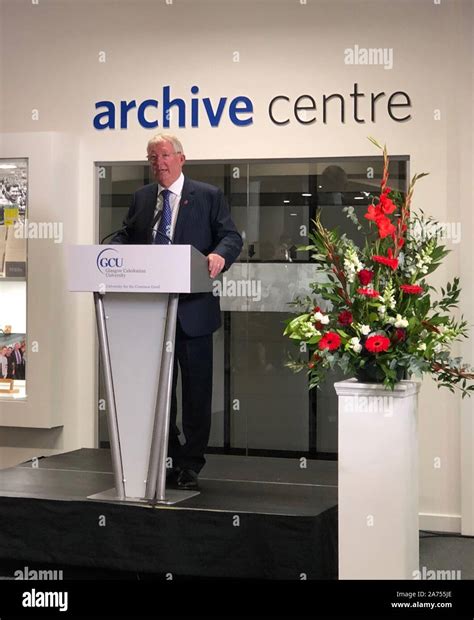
[146,293,195,503]
[94,292,125,501]
[93,291,197,506]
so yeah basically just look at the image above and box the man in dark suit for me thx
[6,347,15,379]
[12,343,24,380]
[112,134,242,490]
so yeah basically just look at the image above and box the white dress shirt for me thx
[0,355,7,378]
[152,173,185,242]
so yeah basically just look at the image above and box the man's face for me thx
[1,348,6,356]
[147,141,185,188]
[14,343,20,350]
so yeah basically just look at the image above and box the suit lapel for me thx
[144,184,159,244]
[173,177,195,244]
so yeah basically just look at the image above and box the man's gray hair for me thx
[147,133,184,154]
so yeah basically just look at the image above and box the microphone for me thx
[100,229,124,244]
[100,199,170,245]
[100,204,148,244]
[101,193,174,245]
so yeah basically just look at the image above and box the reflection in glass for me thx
[0,158,27,399]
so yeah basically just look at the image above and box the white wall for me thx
[0,133,82,450]
[0,0,473,530]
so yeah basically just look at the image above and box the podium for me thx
[67,245,213,505]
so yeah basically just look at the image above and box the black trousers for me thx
[168,320,213,474]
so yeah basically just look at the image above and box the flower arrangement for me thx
[284,138,474,395]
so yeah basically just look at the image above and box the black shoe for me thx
[166,467,181,487]
[177,468,199,490]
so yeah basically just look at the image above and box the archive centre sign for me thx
[93,82,413,130]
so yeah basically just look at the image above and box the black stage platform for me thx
[0,449,338,579]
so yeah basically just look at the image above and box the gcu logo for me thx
[96,248,124,273]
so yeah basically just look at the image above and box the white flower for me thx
[360,324,370,336]
[378,305,386,315]
[394,314,409,329]
[418,343,427,352]
[314,311,329,325]
[382,282,396,310]
[349,337,362,353]
[386,316,396,325]
[343,247,363,283]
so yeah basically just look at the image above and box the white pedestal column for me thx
[334,379,420,579]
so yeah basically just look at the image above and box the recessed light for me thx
[302,193,312,197]
[283,200,290,204]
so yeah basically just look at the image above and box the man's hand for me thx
[207,253,225,278]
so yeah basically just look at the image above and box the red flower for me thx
[379,190,397,215]
[377,215,396,239]
[393,328,406,342]
[372,247,398,270]
[364,203,383,224]
[365,189,396,219]
[313,306,321,313]
[364,188,398,240]
[357,287,380,298]
[358,269,374,285]
[365,334,391,353]
[400,284,424,295]
[338,310,353,326]
[318,332,341,351]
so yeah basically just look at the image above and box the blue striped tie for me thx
[154,189,172,244]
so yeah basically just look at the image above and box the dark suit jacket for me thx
[111,177,242,337]
[6,355,15,379]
